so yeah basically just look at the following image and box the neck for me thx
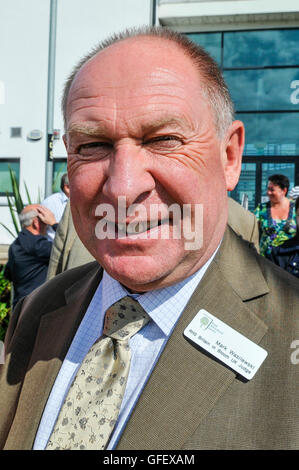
[25,226,40,236]
[271,197,288,207]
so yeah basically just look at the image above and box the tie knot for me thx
[103,296,149,341]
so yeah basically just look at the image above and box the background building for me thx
[158,0,299,211]
[0,0,154,252]
[1,0,299,256]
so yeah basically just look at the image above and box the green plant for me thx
[0,266,11,342]
[0,165,41,238]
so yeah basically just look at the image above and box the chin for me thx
[99,253,177,292]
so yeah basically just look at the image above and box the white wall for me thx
[53,0,153,156]
[0,0,50,244]
[0,0,152,244]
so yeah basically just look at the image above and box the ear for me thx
[31,217,39,231]
[222,120,245,192]
[63,134,68,150]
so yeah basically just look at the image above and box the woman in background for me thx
[254,174,296,258]
[270,196,299,278]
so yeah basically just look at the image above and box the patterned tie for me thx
[46,296,149,450]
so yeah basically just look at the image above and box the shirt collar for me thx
[101,246,219,337]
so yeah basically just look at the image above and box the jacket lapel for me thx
[4,264,103,450]
[117,229,269,449]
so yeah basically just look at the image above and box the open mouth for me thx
[117,218,170,236]
[101,217,172,237]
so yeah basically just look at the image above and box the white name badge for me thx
[184,309,268,380]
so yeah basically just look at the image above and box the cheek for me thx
[152,142,224,203]
[68,157,105,203]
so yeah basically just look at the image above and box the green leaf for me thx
[8,166,24,214]
[24,181,32,205]
[0,222,17,239]
[5,192,20,235]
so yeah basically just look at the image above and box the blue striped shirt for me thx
[33,252,217,450]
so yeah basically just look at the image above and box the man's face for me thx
[65,37,243,291]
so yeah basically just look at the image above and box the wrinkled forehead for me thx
[66,36,206,115]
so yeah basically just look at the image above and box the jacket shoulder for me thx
[6,261,101,344]
[27,260,101,305]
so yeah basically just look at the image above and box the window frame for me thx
[0,158,20,197]
[186,27,299,208]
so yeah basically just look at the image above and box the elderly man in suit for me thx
[1,27,299,450]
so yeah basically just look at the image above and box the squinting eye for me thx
[145,135,182,148]
[78,142,113,157]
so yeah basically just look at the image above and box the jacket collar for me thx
[4,262,103,450]
[117,228,269,449]
[5,228,270,450]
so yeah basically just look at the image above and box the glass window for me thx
[0,160,20,196]
[223,29,299,68]
[261,163,295,203]
[224,68,299,111]
[237,113,299,156]
[52,160,67,193]
[186,33,222,65]
[230,163,256,212]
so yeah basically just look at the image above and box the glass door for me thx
[230,161,296,211]
[230,163,256,212]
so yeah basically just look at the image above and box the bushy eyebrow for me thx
[67,115,191,138]
[140,116,190,133]
[67,123,107,137]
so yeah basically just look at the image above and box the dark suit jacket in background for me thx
[1,227,299,449]
[4,229,53,307]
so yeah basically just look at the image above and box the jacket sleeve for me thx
[46,202,71,280]
[33,237,53,261]
[3,262,12,281]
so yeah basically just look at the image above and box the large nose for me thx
[102,143,155,207]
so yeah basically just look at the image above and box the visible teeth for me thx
[117,223,126,231]
[115,219,167,235]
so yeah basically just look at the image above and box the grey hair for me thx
[19,209,38,229]
[61,26,234,138]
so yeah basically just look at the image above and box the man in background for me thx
[42,173,70,240]
[289,175,299,200]
[4,205,57,307]
[47,200,94,279]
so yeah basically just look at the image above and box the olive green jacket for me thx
[1,227,298,450]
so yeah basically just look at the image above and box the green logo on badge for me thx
[200,317,209,327]
[199,315,212,329]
